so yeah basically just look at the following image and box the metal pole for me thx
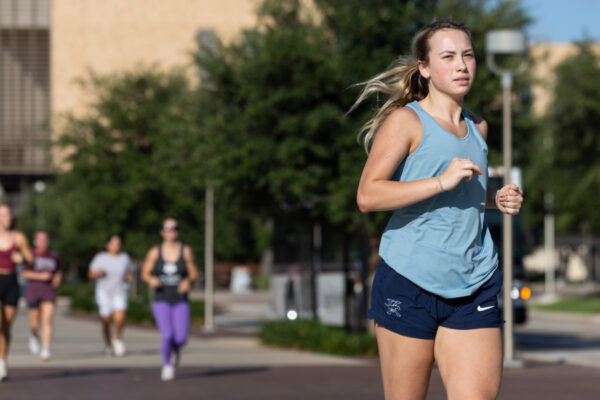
[204,181,215,332]
[545,213,556,296]
[501,72,514,362]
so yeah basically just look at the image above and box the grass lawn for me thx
[533,295,600,314]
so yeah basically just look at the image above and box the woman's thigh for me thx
[152,302,173,336]
[171,302,190,343]
[1,305,17,329]
[375,324,435,400]
[434,326,502,400]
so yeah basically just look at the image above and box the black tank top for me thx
[152,243,189,304]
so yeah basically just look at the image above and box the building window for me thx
[0,0,50,174]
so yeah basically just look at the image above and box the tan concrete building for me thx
[530,42,600,116]
[0,0,257,209]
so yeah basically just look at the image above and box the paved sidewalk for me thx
[516,309,600,368]
[7,299,370,369]
[3,291,600,399]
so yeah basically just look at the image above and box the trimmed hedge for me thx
[259,320,378,356]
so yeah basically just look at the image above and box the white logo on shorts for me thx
[384,298,402,318]
[477,305,495,312]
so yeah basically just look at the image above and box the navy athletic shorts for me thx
[368,259,504,339]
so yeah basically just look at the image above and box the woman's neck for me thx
[421,92,465,123]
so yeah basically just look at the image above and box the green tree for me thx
[19,68,251,274]
[196,0,349,277]
[197,0,534,273]
[528,42,600,234]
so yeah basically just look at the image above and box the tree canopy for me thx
[527,42,600,234]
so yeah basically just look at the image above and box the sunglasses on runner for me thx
[162,225,179,232]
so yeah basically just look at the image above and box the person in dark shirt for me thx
[21,231,62,361]
[141,218,198,381]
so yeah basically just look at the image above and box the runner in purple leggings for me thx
[141,218,198,381]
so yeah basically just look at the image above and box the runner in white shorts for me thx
[88,235,133,356]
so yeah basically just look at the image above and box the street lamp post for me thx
[485,30,527,366]
[204,180,215,333]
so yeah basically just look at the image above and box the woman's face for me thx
[0,206,12,230]
[419,29,476,99]
[35,232,50,252]
[160,219,179,241]
[106,236,122,254]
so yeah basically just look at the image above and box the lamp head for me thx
[486,30,526,55]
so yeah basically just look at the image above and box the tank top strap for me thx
[405,101,437,135]
[462,110,488,148]
[179,242,185,261]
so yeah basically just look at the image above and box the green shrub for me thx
[64,282,96,313]
[259,320,378,356]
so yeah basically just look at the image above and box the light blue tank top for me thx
[378,101,498,298]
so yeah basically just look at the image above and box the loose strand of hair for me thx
[349,57,426,152]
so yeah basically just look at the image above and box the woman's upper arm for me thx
[357,107,421,205]
[15,231,34,264]
[141,247,158,278]
[183,246,198,279]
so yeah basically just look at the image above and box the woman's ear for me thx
[417,60,429,80]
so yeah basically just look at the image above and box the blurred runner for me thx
[141,218,198,381]
[0,204,34,381]
[21,231,62,361]
[88,235,133,357]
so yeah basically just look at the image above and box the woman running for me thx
[0,204,34,381]
[88,235,133,357]
[141,218,198,381]
[21,231,62,361]
[354,20,523,399]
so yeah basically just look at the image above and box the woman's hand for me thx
[11,251,24,264]
[439,157,483,191]
[177,279,190,294]
[148,276,161,288]
[38,271,53,281]
[496,184,523,215]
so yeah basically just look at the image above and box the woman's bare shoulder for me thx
[385,105,421,128]
[375,105,422,144]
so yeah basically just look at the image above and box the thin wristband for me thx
[436,175,445,192]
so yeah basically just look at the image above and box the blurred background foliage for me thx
[17,0,599,277]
